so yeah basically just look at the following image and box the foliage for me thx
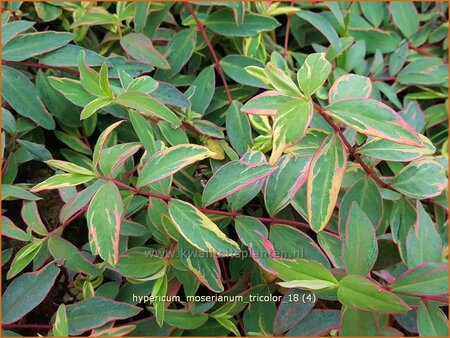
[1,1,448,337]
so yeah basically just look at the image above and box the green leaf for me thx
[389,263,448,296]
[1,216,31,242]
[87,181,123,266]
[307,134,347,232]
[17,139,52,161]
[340,307,380,336]
[264,62,302,97]
[270,99,313,165]
[66,297,141,335]
[235,216,273,272]
[21,201,47,236]
[156,309,208,330]
[389,2,419,39]
[115,252,165,280]
[1,20,35,46]
[325,99,423,146]
[221,55,267,88]
[296,11,341,51]
[92,120,125,172]
[48,77,96,107]
[349,28,401,54]
[98,143,141,177]
[52,304,69,337]
[2,66,55,130]
[120,33,170,69]
[389,43,409,76]
[205,9,280,37]
[34,2,62,22]
[417,300,449,336]
[269,258,337,285]
[202,160,274,206]
[137,144,213,187]
[359,2,385,27]
[342,202,378,275]
[99,63,113,98]
[405,201,442,268]
[270,224,330,267]
[337,275,410,313]
[80,97,112,120]
[226,101,252,155]
[357,135,435,162]
[1,184,40,201]
[178,237,223,292]
[2,262,60,324]
[278,280,336,291]
[328,74,372,103]
[3,31,72,61]
[391,159,447,199]
[48,236,102,276]
[227,150,267,210]
[397,57,447,86]
[241,90,292,116]
[168,199,240,256]
[78,50,103,96]
[339,177,383,231]
[297,53,331,97]
[114,91,181,126]
[264,155,311,215]
[45,159,93,175]
[30,173,95,192]
[70,11,119,28]
[155,28,196,79]
[126,76,159,94]
[39,45,107,67]
[151,274,168,327]
[185,66,215,116]
[129,110,156,154]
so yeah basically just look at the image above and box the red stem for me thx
[372,76,397,82]
[2,60,79,75]
[48,205,88,235]
[99,176,312,231]
[183,3,233,104]
[312,102,389,189]
[2,324,52,330]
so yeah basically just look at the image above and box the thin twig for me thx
[183,3,233,104]
[98,176,312,231]
[2,60,79,75]
[312,102,389,189]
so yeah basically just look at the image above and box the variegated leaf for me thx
[307,134,347,232]
[168,199,240,256]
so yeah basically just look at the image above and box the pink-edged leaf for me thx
[87,181,123,266]
[325,98,423,146]
[202,159,275,206]
[1,215,32,242]
[269,99,313,165]
[21,201,48,236]
[307,134,347,232]
[177,237,224,293]
[48,236,102,276]
[93,120,126,173]
[235,216,274,272]
[328,74,372,103]
[137,144,214,187]
[241,90,292,116]
[264,154,312,215]
[3,261,60,324]
[65,297,141,335]
[120,33,170,69]
[99,142,142,177]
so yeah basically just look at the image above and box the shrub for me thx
[1,1,448,337]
